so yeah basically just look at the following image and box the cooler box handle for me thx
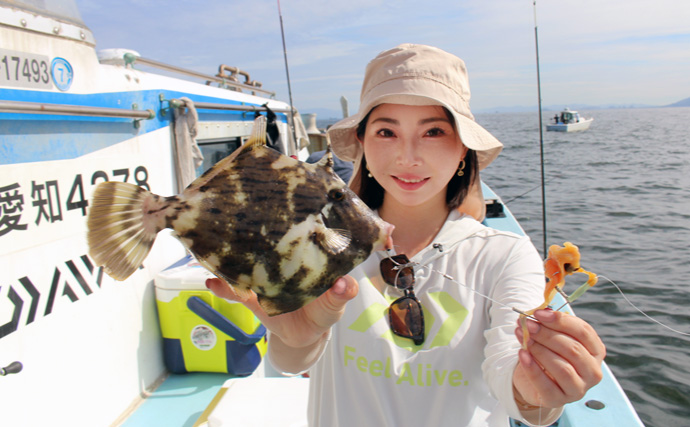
[187,296,266,345]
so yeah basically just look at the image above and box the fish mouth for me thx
[320,211,331,228]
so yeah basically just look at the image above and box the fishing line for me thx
[587,275,690,337]
[430,265,690,337]
[390,258,537,321]
[502,175,558,205]
[393,254,688,337]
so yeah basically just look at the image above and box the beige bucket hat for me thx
[328,43,503,175]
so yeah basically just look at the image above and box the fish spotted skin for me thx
[171,145,384,314]
[87,116,391,316]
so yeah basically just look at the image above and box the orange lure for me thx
[520,242,598,349]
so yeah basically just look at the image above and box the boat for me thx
[1,1,641,426]
[0,1,308,425]
[546,108,593,132]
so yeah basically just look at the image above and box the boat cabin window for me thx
[196,137,242,176]
[1,0,86,27]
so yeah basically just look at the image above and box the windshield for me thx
[0,0,85,26]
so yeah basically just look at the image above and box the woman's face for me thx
[361,104,467,209]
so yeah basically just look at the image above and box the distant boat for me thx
[546,108,593,132]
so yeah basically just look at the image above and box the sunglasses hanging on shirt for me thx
[380,254,425,345]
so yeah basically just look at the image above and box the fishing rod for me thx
[533,0,548,258]
[276,0,299,155]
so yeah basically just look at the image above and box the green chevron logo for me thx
[347,291,468,352]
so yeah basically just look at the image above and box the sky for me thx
[75,0,690,117]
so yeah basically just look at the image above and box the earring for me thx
[457,160,466,177]
[366,164,372,178]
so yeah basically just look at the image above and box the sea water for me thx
[478,107,690,427]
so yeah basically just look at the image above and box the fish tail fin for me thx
[87,182,162,281]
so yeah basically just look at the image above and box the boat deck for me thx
[119,358,638,427]
[121,373,228,427]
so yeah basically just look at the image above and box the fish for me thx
[87,116,393,316]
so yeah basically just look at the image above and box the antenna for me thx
[277,0,299,154]
[533,0,547,258]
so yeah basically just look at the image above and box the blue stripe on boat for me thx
[0,88,287,164]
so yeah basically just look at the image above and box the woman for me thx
[207,44,605,426]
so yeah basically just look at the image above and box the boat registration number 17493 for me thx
[1,49,54,90]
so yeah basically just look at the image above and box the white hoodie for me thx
[305,211,562,426]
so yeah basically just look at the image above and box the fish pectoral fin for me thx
[317,228,352,255]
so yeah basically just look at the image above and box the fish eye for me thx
[328,189,345,201]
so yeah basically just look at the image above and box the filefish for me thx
[87,116,393,316]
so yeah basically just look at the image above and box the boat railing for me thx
[0,99,154,124]
[0,99,293,124]
[127,54,276,97]
[166,98,291,114]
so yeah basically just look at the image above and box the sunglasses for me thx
[380,254,425,345]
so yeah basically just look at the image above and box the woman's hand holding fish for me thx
[512,309,606,420]
[206,275,359,373]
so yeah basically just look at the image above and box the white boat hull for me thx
[546,117,593,132]
[0,2,307,426]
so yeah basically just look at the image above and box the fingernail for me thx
[526,321,540,334]
[519,349,533,367]
[332,278,346,295]
[535,309,556,322]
